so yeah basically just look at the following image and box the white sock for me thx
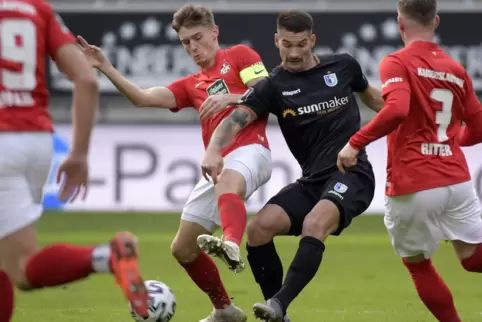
[91,244,111,273]
[224,240,239,251]
[216,303,235,313]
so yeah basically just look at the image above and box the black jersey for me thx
[237,53,370,180]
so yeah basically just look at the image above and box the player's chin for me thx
[286,62,304,72]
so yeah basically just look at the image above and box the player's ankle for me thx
[224,240,240,249]
[92,244,111,273]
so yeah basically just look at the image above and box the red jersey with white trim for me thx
[375,42,479,196]
[167,45,270,156]
[0,0,75,131]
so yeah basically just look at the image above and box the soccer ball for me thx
[128,280,176,322]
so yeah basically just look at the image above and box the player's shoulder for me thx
[0,0,51,19]
[317,53,356,65]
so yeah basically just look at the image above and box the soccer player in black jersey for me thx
[201,10,384,321]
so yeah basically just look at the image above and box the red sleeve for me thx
[463,73,482,119]
[230,44,264,70]
[350,56,411,149]
[457,73,482,146]
[44,4,76,58]
[166,77,192,113]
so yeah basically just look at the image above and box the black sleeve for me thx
[344,53,369,93]
[236,77,275,117]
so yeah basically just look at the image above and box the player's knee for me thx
[170,238,201,264]
[302,204,340,241]
[246,218,277,246]
[1,258,31,291]
[214,169,247,198]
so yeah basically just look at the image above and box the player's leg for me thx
[247,183,312,301]
[198,144,272,273]
[254,170,375,321]
[0,133,149,317]
[172,179,246,322]
[0,269,14,321]
[440,181,482,271]
[385,186,461,322]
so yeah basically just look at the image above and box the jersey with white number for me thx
[0,0,75,131]
[380,41,480,196]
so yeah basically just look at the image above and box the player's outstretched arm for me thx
[209,107,257,152]
[201,107,257,182]
[357,84,384,112]
[77,36,177,109]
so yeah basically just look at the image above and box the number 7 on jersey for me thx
[431,88,453,142]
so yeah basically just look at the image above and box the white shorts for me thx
[0,133,52,239]
[181,144,272,232]
[385,181,482,259]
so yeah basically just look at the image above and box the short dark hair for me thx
[172,4,215,33]
[398,0,437,26]
[277,10,313,33]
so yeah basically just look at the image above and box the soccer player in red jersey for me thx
[0,0,150,320]
[338,0,482,320]
[78,4,270,321]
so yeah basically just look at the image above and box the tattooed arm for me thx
[207,107,258,153]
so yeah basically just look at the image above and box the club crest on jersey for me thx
[334,182,348,193]
[220,62,231,75]
[324,73,338,87]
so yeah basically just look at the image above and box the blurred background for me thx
[15,1,482,321]
[43,0,482,215]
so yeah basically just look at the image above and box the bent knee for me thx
[2,258,31,290]
[247,217,283,246]
[170,239,201,264]
[302,212,339,240]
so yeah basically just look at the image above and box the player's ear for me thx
[212,25,219,40]
[310,34,316,48]
[397,15,405,33]
[274,33,280,48]
[434,15,440,29]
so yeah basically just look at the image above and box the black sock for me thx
[246,241,283,300]
[274,236,325,314]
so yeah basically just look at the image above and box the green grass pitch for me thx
[12,212,482,321]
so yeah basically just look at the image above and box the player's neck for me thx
[403,32,435,47]
[298,56,318,72]
[199,46,221,71]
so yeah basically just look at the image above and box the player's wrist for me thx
[348,138,362,151]
[98,61,113,74]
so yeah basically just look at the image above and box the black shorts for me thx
[267,162,375,236]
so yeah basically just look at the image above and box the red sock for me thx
[461,245,482,272]
[180,252,231,309]
[0,270,14,322]
[25,244,95,289]
[218,193,246,245]
[403,259,461,322]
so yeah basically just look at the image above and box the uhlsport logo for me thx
[43,134,69,210]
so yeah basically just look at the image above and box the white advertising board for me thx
[49,125,482,214]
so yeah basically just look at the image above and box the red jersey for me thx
[350,41,482,196]
[0,0,75,131]
[167,45,270,156]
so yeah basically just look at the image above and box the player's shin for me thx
[218,193,247,246]
[180,252,232,309]
[403,259,461,322]
[246,241,283,300]
[0,270,14,322]
[24,243,110,289]
[273,236,325,314]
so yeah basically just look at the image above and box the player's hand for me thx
[199,94,232,119]
[337,143,359,173]
[56,153,89,202]
[77,36,109,70]
[201,149,224,184]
